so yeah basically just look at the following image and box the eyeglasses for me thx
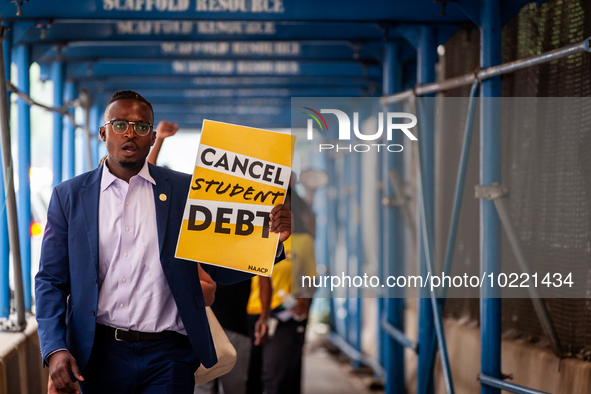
[104,119,154,136]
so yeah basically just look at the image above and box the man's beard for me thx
[119,158,141,168]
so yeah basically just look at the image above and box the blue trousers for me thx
[80,328,200,394]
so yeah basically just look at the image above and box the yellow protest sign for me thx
[175,120,295,276]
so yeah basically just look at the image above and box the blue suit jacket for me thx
[35,164,280,371]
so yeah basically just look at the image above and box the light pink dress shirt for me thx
[96,160,186,334]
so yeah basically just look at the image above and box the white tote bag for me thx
[194,307,238,386]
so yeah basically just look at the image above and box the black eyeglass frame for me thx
[104,119,154,136]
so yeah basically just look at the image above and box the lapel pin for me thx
[159,194,167,202]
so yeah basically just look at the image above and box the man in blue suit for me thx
[35,91,291,394]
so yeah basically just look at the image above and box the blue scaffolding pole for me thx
[382,42,405,394]
[81,92,92,173]
[416,25,436,394]
[51,60,64,187]
[479,1,502,393]
[423,81,480,390]
[344,152,355,356]
[64,81,77,179]
[326,154,337,330]
[15,44,32,311]
[376,107,385,371]
[353,143,363,368]
[0,23,12,318]
[334,154,348,340]
[89,104,100,168]
[416,100,454,394]
[97,104,108,163]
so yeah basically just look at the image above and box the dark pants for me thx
[247,315,307,394]
[247,315,264,394]
[262,318,307,394]
[80,327,200,394]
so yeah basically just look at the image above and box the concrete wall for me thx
[402,304,591,394]
[0,317,48,394]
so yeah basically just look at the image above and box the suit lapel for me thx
[79,167,103,276]
[149,164,172,256]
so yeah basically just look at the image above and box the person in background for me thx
[147,120,179,165]
[245,274,272,394]
[247,188,317,394]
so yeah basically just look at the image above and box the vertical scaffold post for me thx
[98,105,107,161]
[326,151,337,330]
[51,60,64,187]
[382,42,405,394]
[64,81,77,179]
[80,90,92,172]
[0,22,11,318]
[353,134,363,368]
[335,153,347,339]
[15,44,32,311]
[480,0,502,393]
[89,104,100,168]
[377,160,384,367]
[0,24,25,329]
[417,25,437,394]
[344,151,355,356]
[376,51,386,372]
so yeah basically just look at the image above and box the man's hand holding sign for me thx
[176,120,295,276]
[270,204,292,243]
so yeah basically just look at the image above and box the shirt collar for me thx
[137,160,156,185]
[100,159,156,192]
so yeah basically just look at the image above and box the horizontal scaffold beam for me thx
[32,41,383,63]
[3,0,474,22]
[80,87,376,100]
[62,59,383,78]
[13,21,404,44]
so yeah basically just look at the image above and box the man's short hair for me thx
[107,90,154,119]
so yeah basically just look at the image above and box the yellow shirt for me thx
[247,234,317,315]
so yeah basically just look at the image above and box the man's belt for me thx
[96,324,183,342]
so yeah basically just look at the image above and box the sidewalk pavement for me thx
[302,337,381,394]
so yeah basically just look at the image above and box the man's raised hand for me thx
[155,120,179,139]
[48,350,84,394]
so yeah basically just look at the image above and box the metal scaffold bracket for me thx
[474,182,508,200]
[10,0,28,16]
[386,169,416,235]
[381,196,405,207]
